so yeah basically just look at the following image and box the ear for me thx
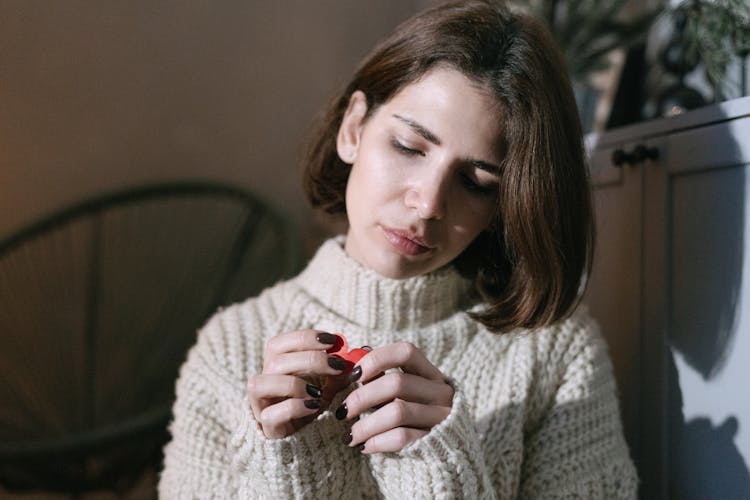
[336,90,368,164]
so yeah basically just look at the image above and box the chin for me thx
[373,256,436,280]
[347,230,439,279]
[366,254,415,279]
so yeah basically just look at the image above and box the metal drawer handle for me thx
[612,144,660,167]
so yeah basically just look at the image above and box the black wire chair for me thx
[0,182,302,494]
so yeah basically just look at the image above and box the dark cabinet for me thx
[585,97,750,499]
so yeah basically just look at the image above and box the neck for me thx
[295,236,476,331]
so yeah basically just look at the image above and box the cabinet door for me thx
[585,141,645,473]
[643,115,750,499]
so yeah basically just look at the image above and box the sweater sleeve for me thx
[158,338,244,498]
[519,317,639,499]
[365,384,499,499]
[159,302,370,499]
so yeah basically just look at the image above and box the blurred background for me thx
[0,0,436,253]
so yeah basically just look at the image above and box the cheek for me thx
[477,202,496,230]
[345,161,389,220]
[450,194,496,235]
[350,154,405,201]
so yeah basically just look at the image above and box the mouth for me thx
[380,226,434,256]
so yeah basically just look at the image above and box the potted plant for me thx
[678,0,750,101]
[513,0,662,132]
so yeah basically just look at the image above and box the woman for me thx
[159,1,638,498]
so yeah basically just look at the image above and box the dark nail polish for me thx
[306,384,322,398]
[328,356,348,371]
[317,332,338,345]
[357,444,366,452]
[335,403,348,420]
[348,365,362,383]
[361,345,372,352]
[341,432,352,445]
[304,399,321,409]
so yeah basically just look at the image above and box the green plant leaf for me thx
[512,0,663,81]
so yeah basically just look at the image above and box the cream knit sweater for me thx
[159,237,638,499]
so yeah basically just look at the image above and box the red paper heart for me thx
[326,333,369,373]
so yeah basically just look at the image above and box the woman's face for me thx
[337,66,504,279]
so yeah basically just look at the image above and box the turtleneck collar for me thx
[294,236,476,331]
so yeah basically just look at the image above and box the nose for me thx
[404,172,448,220]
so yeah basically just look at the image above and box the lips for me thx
[380,226,434,256]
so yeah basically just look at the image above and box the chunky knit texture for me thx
[159,237,638,499]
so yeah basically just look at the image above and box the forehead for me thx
[379,66,505,153]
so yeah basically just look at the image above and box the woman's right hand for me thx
[247,330,350,439]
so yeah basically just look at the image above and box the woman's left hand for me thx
[335,342,454,453]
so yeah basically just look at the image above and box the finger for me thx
[265,329,339,356]
[358,427,429,454]
[258,398,322,439]
[263,350,349,376]
[247,374,322,419]
[358,342,444,383]
[338,373,453,420]
[348,399,450,447]
[247,374,322,401]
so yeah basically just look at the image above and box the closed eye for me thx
[460,173,497,195]
[390,138,424,157]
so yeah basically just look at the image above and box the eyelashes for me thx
[460,174,496,194]
[390,138,424,157]
[390,138,497,196]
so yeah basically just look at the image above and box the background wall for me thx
[0,0,428,254]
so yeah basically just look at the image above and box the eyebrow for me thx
[393,114,441,145]
[392,113,502,177]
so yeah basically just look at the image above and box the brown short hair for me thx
[302,0,594,333]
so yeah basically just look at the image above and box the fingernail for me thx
[317,332,338,345]
[304,399,321,409]
[306,384,322,398]
[341,432,352,445]
[348,365,362,383]
[361,345,373,352]
[357,443,366,452]
[328,357,348,371]
[335,403,348,420]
